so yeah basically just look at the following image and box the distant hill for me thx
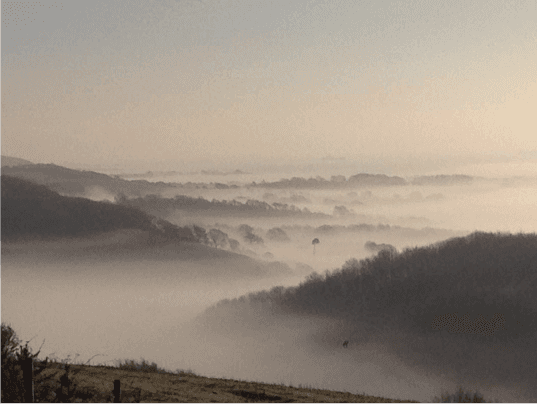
[1,163,181,198]
[2,175,294,280]
[1,155,33,167]
[250,173,482,189]
[251,173,407,189]
[1,175,197,243]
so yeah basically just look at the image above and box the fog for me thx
[100,166,537,233]
[0,261,466,402]
[184,309,536,403]
[4,253,534,402]
[3,163,537,402]
[354,182,537,233]
[3,158,537,402]
[1,247,305,369]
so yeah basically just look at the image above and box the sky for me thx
[2,0,537,171]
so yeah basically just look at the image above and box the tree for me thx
[312,238,320,255]
[229,238,240,251]
[364,241,397,255]
[333,205,354,217]
[238,224,264,244]
[2,323,50,402]
[190,225,209,244]
[266,227,290,242]
[208,228,230,249]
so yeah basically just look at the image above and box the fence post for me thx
[114,379,121,403]
[60,367,70,403]
[22,357,34,403]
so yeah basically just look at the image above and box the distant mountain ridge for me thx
[1,155,33,167]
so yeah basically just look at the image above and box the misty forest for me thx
[2,1,537,402]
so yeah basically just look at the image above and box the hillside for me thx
[208,232,537,341]
[1,163,181,198]
[1,155,33,167]
[2,175,294,280]
[1,175,197,243]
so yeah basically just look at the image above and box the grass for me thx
[24,359,420,402]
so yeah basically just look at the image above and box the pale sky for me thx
[2,0,536,170]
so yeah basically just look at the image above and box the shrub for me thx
[115,358,167,374]
[1,323,55,402]
[1,323,24,402]
[433,386,490,402]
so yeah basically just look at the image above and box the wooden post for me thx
[60,368,70,403]
[114,379,121,403]
[22,357,34,403]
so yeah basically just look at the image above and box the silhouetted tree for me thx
[312,238,320,255]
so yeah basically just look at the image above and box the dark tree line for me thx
[121,194,328,218]
[204,232,537,344]
[250,173,407,189]
[280,223,458,239]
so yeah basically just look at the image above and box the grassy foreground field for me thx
[16,359,418,403]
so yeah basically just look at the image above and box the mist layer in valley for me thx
[5,160,537,233]
[3,161,537,402]
[5,232,536,402]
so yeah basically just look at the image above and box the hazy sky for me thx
[2,0,536,170]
